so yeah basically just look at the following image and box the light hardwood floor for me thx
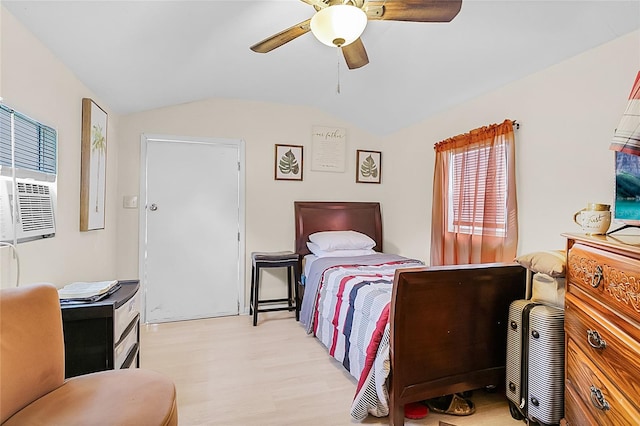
[140,311,520,426]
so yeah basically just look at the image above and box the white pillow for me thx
[307,242,376,258]
[308,230,375,251]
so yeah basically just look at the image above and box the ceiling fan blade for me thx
[342,38,369,70]
[364,0,462,22]
[250,19,311,53]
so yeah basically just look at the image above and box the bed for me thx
[294,201,527,426]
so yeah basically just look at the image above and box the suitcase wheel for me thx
[508,401,524,421]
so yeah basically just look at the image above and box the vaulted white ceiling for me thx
[4,1,640,135]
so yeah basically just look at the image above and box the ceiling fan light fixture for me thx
[310,4,367,48]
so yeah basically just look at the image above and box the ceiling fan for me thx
[250,0,463,70]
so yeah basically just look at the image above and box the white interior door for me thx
[140,135,244,323]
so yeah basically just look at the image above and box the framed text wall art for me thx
[311,126,346,173]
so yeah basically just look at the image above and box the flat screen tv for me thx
[611,151,640,234]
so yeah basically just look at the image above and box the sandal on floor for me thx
[426,393,476,416]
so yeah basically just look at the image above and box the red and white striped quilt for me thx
[301,255,423,420]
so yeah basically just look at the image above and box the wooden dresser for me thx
[562,233,640,425]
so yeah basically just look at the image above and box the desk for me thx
[60,280,140,378]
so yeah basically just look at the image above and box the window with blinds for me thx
[0,105,57,176]
[0,104,57,243]
[447,143,508,236]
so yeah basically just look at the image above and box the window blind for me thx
[449,143,507,236]
[0,105,57,175]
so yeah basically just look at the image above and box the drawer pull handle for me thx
[590,386,610,411]
[587,329,607,349]
[591,265,603,288]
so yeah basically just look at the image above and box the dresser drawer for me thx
[115,316,139,369]
[565,383,599,426]
[566,339,640,425]
[114,287,140,343]
[565,294,640,403]
[567,243,640,324]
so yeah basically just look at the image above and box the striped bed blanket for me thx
[299,254,424,420]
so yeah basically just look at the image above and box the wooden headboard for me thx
[294,201,383,256]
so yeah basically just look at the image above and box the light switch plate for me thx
[123,195,138,209]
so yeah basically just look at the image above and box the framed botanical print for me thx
[356,150,381,184]
[275,144,303,181]
[80,98,108,231]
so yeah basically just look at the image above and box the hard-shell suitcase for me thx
[506,299,565,425]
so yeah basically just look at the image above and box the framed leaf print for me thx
[275,144,303,181]
[356,150,381,184]
[80,98,108,231]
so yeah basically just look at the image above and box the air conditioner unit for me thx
[0,176,56,242]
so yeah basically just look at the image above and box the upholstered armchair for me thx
[0,283,178,425]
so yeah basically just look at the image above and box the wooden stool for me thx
[250,251,300,326]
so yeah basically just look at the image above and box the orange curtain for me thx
[430,119,518,266]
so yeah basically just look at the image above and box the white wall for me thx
[116,100,387,301]
[0,9,120,287]
[3,1,639,296]
[383,30,640,258]
[118,31,640,296]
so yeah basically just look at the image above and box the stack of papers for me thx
[58,280,119,301]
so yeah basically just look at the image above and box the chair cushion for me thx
[252,251,298,264]
[3,369,178,426]
[0,284,65,423]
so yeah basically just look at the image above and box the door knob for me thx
[149,203,158,211]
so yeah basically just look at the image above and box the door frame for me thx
[138,133,246,323]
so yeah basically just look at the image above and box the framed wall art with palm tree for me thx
[356,150,381,184]
[80,98,108,231]
[275,144,303,181]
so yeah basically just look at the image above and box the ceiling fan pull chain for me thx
[336,48,341,94]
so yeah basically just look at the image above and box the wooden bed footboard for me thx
[388,263,526,426]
